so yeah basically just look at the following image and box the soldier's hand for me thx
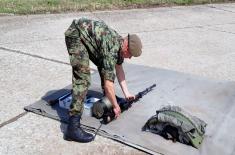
[113,105,121,118]
[125,94,135,102]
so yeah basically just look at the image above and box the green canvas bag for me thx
[142,106,207,148]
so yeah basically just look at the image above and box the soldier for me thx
[64,17,142,143]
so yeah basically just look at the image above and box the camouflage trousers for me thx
[65,35,91,116]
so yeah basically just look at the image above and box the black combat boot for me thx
[65,115,94,143]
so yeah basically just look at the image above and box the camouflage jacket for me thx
[65,18,124,82]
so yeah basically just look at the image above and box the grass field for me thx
[0,0,233,14]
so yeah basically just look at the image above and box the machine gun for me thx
[92,84,156,124]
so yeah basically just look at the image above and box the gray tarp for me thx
[24,64,235,155]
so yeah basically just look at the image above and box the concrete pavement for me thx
[0,3,235,155]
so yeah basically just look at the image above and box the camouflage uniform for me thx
[65,18,124,116]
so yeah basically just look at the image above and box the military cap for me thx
[128,34,142,57]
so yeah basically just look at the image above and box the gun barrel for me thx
[145,84,156,92]
[136,84,156,99]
